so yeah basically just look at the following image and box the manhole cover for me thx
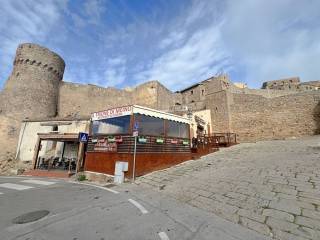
[12,210,50,224]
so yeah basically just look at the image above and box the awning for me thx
[91,105,190,124]
[132,105,190,124]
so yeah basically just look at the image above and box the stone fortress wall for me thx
[1,43,65,119]
[172,74,320,142]
[262,76,320,91]
[0,43,65,173]
[0,43,320,173]
[58,80,178,118]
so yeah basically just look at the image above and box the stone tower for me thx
[1,43,65,119]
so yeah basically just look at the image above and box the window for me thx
[52,125,58,131]
[135,114,164,136]
[167,121,189,138]
[92,115,131,135]
[202,89,204,96]
[190,90,193,95]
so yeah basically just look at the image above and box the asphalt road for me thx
[0,176,270,240]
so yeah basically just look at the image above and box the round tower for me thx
[2,43,65,119]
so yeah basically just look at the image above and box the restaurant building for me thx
[84,105,192,178]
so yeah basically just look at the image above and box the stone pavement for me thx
[136,136,320,240]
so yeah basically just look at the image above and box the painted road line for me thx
[128,199,149,214]
[71,182,119,194]
[21,179,56,186]
[158,232,170,240]
[0,183,34,191]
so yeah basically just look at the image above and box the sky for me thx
[0,0,320,91]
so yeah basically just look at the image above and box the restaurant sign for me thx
[91,106,133,121]
[94,138,117,152]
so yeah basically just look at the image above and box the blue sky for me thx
[1,0,320,91]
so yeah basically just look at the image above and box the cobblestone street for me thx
[136,136,320,240]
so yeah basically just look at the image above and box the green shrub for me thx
[77,174,86,181]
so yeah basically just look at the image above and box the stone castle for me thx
[1,43,320,173]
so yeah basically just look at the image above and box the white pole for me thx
[132,135,137,181]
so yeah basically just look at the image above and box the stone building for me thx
[262,77,320,91]
[0,43,320,174]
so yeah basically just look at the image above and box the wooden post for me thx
[32,137,41,170]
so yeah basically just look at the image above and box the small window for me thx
[52,125,58,131]
[190,90,193,95]
[202,89,204,96]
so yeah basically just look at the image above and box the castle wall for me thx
[58,81,176,118]
[58,82,132,118]
[154,82,180,110]
[262,77,300,90]
[0,43,65,174]
[205,90,232,133]
[2,43,64,119]
[0,115,21,173]
[131,81,158,108]
[230,92,320,142]
[180,84,206,104]
[230,87,299,98]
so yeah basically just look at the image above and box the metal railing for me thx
[211,132,237,146]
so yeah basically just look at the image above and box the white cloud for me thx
[135,24,230,90]
[1,0,319,91]
[132,0,230,90]
[132,0,320,89]
[84,0,106,24]
[104,56,127,87]
[0,0,67,88]
[221,0,320,86]
[159,31,186,50]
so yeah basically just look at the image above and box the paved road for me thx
[137,136,320,240]
[0,176,269,240]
